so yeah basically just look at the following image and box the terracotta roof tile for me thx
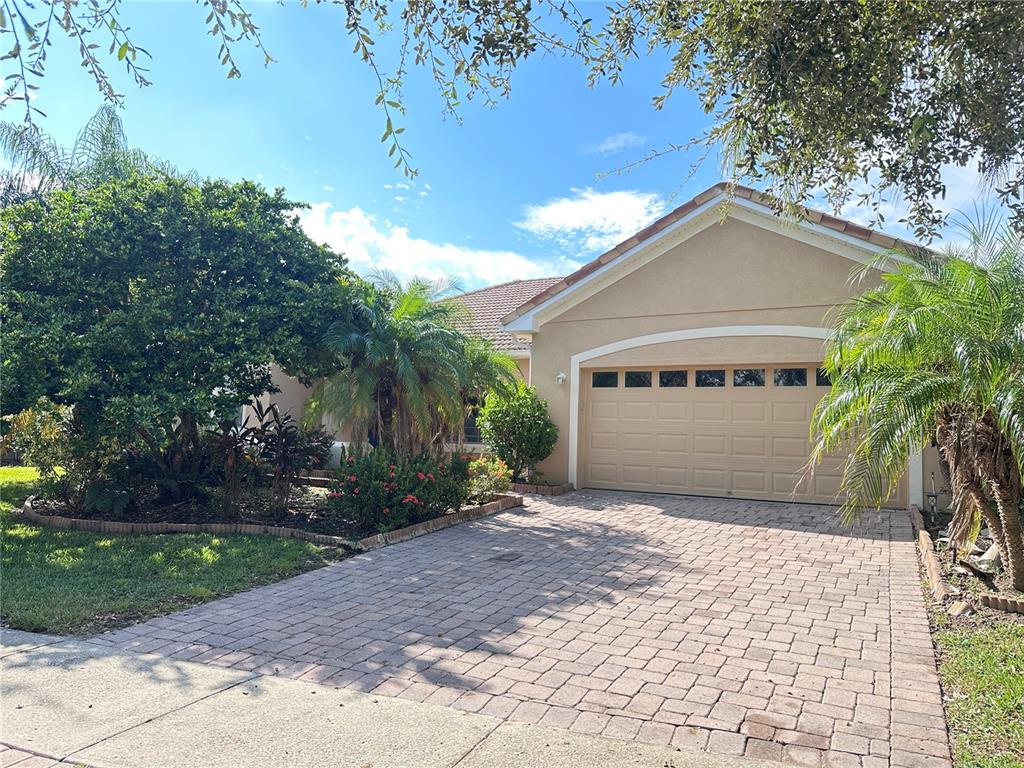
[451,277,564,351]
[500,182,929,325]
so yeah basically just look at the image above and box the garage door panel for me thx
[692,467,728,493]
[732,470,769,494]
[656,402,691,422]
[589,431,618,451]
[772,402,811,425]
[655,433,689,454]
[588,463,618,484]
[693,402,727,422]
[583,364,907,506]
[731,402,768,423]
[693,434,727,457]
[733,435,768,458]
[621,432,656,453]
[654,467,690,491]
[620,464,654,485]
[771,436,809,460]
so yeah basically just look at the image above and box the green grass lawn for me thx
[0,467,341,635]
[937,622,1024,768]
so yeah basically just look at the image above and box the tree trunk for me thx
[991,483,1024,591]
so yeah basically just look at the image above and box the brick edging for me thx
[910,505,957,602]
[511,482,573,496]
[356,494,523,550]
[18,496,363,549]
[17,494,523,553]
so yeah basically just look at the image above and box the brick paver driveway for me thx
[99,492,949,768]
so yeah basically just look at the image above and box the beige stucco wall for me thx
[526,216,918,494]
[245,365,349,442]
[515,356,530,382]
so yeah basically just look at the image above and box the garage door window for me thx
[733,368,766,387]
[659,370,687,387]
[592,371,618,388]
[624,371,652,388]
[774,367,807,387]
[696,369,726,387]
[815,367,832,386]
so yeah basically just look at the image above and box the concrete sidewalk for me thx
[0,630,776,768]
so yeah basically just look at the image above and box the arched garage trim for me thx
[566,325,922,507]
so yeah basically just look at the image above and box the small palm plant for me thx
[308,273,517,456]
[810,221,1024,592]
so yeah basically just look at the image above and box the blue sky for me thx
[26,3,997,289]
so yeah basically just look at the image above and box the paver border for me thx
[18,493,524,553]
[511,482,574,496]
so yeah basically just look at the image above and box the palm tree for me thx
[0,105,186,206]
[308,273,517,456]
[810,221,1024,591]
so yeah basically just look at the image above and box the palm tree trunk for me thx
[991,482,1024,591]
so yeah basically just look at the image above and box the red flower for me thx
[328,491,342,498]
[347,455,355,463]
[402,494,421,504]
[348,475,357,482]
[389,465,396,471]
[427,473,435,481]
[383,507,390,514]
[417,472,426,480]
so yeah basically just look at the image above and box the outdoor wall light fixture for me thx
[555,372,567,385]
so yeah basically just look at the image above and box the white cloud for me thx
[584,131,647,155]
[394,195,406,203]
[323,184,335,192]
[299,203,555,288]
[516,187,667,253]
[814,161,1004,244]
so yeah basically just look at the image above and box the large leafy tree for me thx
[810,223,1024,591]
[0,105,187,207]
[308,273,517,456]
[1,174,348,486]
[5,2,1023,235]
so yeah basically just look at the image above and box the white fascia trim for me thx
[505,349,530,359]
[567,325,832,487]
[503,195,914,334]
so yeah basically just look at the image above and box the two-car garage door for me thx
[582,364,906,506]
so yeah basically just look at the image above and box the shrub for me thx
[325,448,469,534]
[246,401,332,521]
[477,383,558,481]
[468,456,512,503]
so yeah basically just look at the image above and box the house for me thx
[496,183,941,509]
[264,182,942,508]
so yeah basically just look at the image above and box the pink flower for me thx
[417,472,426,480]
[354,487,360,495]
[383,507,390,514]
[427,473,435,481]
[347,456,355,463]
[348,475,357,482]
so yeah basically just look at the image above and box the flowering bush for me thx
[467,455,512,504]
[325,447,469,533]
